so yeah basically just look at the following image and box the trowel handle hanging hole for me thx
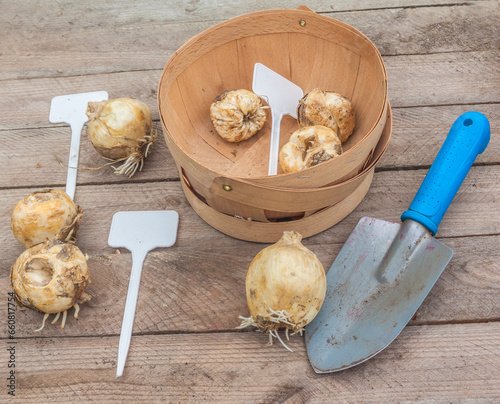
[463,118,473,126]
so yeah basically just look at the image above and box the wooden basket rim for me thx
[158,7,388,182]
[158,8,387,88]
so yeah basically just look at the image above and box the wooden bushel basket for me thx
[158,7,390,241]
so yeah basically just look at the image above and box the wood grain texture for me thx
[9,323,500,402]
[0,103,498,189]
[1,0,469,28]
[339,0,500,56]
[0,71,162,131]
[0,2,492,80]
[1,165,499,260]
[1,173,499,338]
[1,234,499,339]
[1,1,499,401]
[387,50,500,107]
[381,103,500,168]
[0,125,177,188]
[1,51,498,132]
[158,7,389,203]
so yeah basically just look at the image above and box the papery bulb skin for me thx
[279,125,342,173]
[297,88,355,143]
[10,240,91,315]
[243,231,326,335]
[11,189,82,248]
[86,97,155,177]
[210,89,267,142]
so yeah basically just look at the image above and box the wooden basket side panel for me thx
[223,115,298,178]
[158,8,388,183]
[198,102,393,217]
[160,10,381,83]
[210,169,369,212]
[181,172,271,222]
[345,54,388,151]
[175,40,267,164]
[161,80,233,172]
[159,9,387,115]
[288,32,362,100]
[182,169,375,243]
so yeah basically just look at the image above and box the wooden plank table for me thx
[1,1,499,402]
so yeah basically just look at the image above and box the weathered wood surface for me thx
[1,168,499,339]
[2,234,499,339]
[1,0,499,402]
[2,51,498,131]
[11,323,500,403]
[1,165,500,256]
[1,103,498,189]
[1,1,495,80]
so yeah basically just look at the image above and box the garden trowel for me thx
[305,111,490,373]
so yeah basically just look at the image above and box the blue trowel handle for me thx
[401,111,490,236]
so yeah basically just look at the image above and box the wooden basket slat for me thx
[163,82,233,172]
[222,115,297,178]
[288,32,362,103]
[181,168,375,243]
[175,39,266,163]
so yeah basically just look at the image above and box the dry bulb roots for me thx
[237,231,326,351]
[86,97,156,177]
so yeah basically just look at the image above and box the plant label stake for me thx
[305,112,490,373]
[108,211,179,377]
[49,91,108,200]
[252,63,303,176]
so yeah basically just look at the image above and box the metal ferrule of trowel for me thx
[305,111,490,374]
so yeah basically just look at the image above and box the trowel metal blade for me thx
[305,216,453,373]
